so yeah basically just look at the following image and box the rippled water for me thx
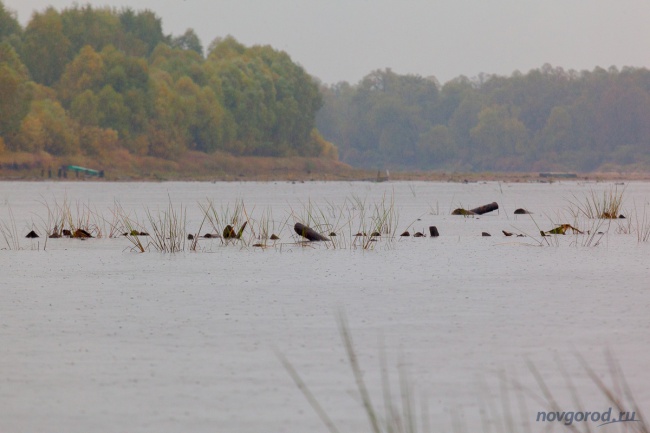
[1,180,649,432]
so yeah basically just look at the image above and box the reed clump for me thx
[569,185,626,220]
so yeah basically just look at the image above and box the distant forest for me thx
[2,2,650,173]
[318,66,650,172]
[0,2,335,162]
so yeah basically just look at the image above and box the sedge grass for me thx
[568,185,626,220]
[144,199,187,253]
[0,207,20,250]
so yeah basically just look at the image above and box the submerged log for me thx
[294,223,330,241]
[452,202,499,216]
[470,202,498,215]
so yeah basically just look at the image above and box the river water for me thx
[1,180,648,432]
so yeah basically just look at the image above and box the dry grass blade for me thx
[525,359,583,433]
[575,352,648,433]
[275,350,342,433]
[337,311,382,433]
[555,355,592,433]
[0,207,20,250]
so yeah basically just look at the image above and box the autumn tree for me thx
[0,43,32,144]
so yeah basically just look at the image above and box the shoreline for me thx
[2,170,650,183]
[3,150,650,183]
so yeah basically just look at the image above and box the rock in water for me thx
[73,229,92,238]
[294,223,330,241]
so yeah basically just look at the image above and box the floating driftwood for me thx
[294,223,330,241]
[471,202,499,215]
[452,202,498,215]
[429,226,439,237]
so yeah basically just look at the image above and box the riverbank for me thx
[2,150,650,182]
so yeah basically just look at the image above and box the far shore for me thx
[1,150,649,183]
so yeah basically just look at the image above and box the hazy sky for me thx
[5,0,650,85]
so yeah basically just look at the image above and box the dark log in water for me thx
[294,223,330,241]
[470,202,499,215]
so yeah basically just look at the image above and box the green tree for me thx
[57,45,105,105]
[171,29,203,56]
[22,8,71,86]
[0,2,21,41]
[470,105,529,169]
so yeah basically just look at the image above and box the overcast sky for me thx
[5,0,650,85]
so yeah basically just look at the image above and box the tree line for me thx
[0,2,335,161]
[317,66,650,172]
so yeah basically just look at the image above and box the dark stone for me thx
[62,229,72,237]
[73,229,92,238]
[429,226,439,237]
[452,208,476,216]
[223,225,236,239]
[371,231,381,237]
[25,230,39,238]
[139,232,149,236]
[400,231,410,237]
[482,232,491,237]
[514,208,531,215]
[413,232,425,237]
[187,234,194,240]
[270,234,280,240]
[502,230,513,236]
